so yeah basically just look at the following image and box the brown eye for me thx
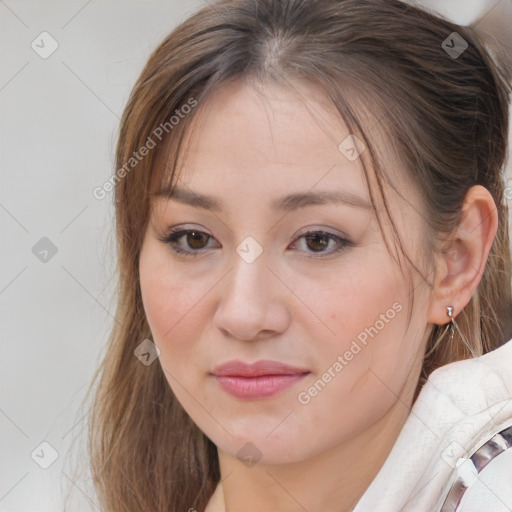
[290,230,353,257]
[186,231,210,249]
[305,233,330,252]
[160,228,218,257]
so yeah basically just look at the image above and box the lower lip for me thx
[213,373,308,399]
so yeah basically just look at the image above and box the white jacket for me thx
[205,339,512,512]
[353,337,512,512]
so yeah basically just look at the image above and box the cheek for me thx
[291,259,410,418]
[139,245,207,364]
[139,265,215,417]
[297,258,406,360]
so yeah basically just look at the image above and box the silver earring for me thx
[424,305,455,358]
[446,306,455,342]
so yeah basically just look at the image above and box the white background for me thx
[1,1,511,510]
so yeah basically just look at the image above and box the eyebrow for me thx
[154,186,373,212]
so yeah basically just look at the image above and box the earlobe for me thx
[427,185,498,325]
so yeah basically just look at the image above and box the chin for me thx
[213,427,313,466]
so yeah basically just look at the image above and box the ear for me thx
[427,185,498,325]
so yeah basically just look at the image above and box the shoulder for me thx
[427,337,512,406]
[353,338,512,512]
[442,423,512,511]
[426,339,512,511]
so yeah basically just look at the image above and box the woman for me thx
[86,0,512,510]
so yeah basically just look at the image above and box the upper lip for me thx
[211,359,310,377]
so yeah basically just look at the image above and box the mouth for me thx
[211,359,310,399]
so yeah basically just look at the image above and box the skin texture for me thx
[138,77,498,512]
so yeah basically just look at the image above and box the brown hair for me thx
[85,0,512,510]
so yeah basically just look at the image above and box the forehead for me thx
[151,76,420,223]
[156,78,368,198]
[187,77,351,165]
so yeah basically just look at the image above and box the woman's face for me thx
[139,78,433,465]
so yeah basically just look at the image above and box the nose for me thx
[213,253,291,342]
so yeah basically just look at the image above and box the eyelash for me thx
[158,227,353,258]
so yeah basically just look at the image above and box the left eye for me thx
[160,228,352,257]
[290,230,351,255]
[297,231,348,253]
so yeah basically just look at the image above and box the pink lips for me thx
[211,360,310,399]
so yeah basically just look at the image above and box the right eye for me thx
[159,228,220,257]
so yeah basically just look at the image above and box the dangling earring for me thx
[424,305,455,358]
[446,306,455,342]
